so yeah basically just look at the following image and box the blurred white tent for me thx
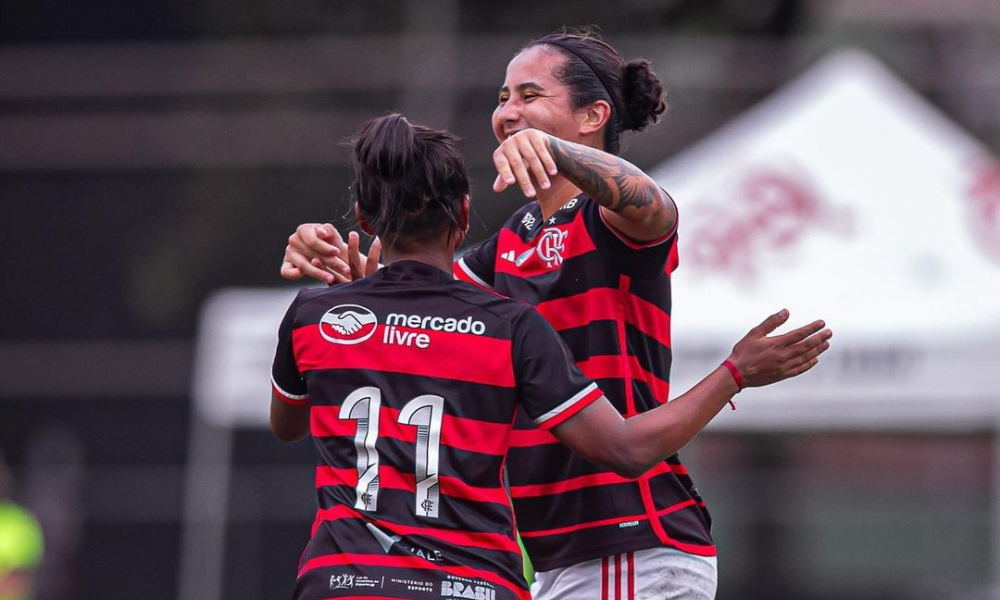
[651,49,1000,432]
[648,49,1000,591]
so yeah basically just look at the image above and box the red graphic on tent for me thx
[686,167,852,282]
[966,158,1000,265]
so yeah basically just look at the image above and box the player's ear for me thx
[578,100,612,137]
[449,195,470,250]
[459,195,470,233]
[355,203,376,236]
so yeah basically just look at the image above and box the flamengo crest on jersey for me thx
[509,227,569,270]
[536,228,567,268]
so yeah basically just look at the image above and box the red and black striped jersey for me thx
[271,260,602,600]
[455,194,715,572]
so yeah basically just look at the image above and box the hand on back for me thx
[281,223,381,284]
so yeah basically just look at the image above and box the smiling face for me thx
[492,45,594,146]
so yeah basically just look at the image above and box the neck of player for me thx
[535,175,581,220]
[381,232,458,275]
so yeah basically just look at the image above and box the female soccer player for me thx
[279,31,831,600]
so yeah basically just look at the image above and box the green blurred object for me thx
[517,532,534,585]
[0,502,43,571]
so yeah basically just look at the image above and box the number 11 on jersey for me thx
[340,387,444,519]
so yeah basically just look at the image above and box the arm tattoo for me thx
[549,137,660,213]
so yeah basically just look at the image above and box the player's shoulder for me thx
[447,279,533,322]
[288,280,374,312]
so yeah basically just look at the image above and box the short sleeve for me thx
[583,193,679,279]
[511,308,603,430]
[271,294,309,406]
[454,234,498,290]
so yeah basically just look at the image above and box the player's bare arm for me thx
[547,135,676,241]
[269,392,309,442]
[491,129,675,241]
[553,310,832,478]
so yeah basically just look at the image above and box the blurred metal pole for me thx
[992,426,1000,593]
[177,418,234,600]
[399,0,459,129]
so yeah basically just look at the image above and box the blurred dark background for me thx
[1,1,998,599]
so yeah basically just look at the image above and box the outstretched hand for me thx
[727,309,832,388]
[280,223,381,285]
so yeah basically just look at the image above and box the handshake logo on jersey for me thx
[319,304,379,345]
[319,304,488,349]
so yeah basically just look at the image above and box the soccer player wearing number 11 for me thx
[270,114,831,600]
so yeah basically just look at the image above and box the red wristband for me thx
[722,360,743,390]
[722,360,742,411]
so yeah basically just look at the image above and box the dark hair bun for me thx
[355,113,415,178]
[353,113,426,214]
[622,59,668,132]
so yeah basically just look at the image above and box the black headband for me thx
[539,39,628,129]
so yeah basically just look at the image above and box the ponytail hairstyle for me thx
[350,113,469,250]
[525,27,668,155]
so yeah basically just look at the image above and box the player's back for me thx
[274,260,537,600]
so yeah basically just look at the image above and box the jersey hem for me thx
[530,536,717,573]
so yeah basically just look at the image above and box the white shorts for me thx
[530,547,718,600]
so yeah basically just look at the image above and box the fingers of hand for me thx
[311,257,349,279]
[504,149,536,197]
[294,255,334,284]
[493,174,509,193]
[517,134,550,190]
[752,309,790,337]
[775,330,831,379]
[494,137,538,197]
[280,261,303,280]
[284,244,328,282]
[347,232,363,280]
[365,238,382,277]
[785,357,820,377]
[330,269,353,284]
[774,320,826,347]
[291,230,340,258]
[739,326,830,386]
[529,134,558,176]
[294,224,325,251]
[326,226,350,257]
[315,223,337,240]
[785,337,831,368]
[493,151,515,192]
